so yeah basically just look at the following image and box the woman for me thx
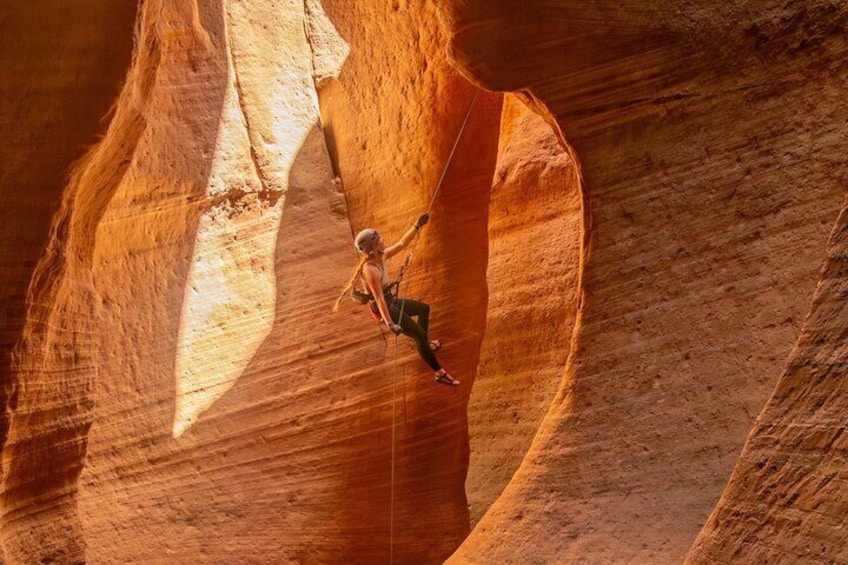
[333,213,459,386]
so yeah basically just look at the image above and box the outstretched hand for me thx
[414,212,429,230]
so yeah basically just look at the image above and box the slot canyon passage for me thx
[1,0,847,563]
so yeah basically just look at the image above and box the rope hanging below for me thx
[388,89,480,565]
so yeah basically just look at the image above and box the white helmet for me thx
[355,228,380,255]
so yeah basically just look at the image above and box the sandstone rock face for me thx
[686,202,848,562]
[0,0,136,510]
[3,0,848,564]
[3,0,498,563]
[1,3,145,562]
[465,94,582,525]
[310,1,504,559]
[443,1,847,563]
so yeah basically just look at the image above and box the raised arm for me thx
[384,213,429,258]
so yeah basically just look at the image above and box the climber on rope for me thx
[333,213,459,386]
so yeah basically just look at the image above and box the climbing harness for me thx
[337,89,480,564]
[350,252,413,323]
[387,90,480,564]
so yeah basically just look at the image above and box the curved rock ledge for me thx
[2,1,847,564]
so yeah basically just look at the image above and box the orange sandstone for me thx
[2,1,848,564]
[465,94,582,525]
[444,1,846,563]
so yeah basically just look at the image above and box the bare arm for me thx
[363,264,395,328]
[385,213,429,259]
[384,226,418,259]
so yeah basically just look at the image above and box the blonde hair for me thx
[333,254,370,312]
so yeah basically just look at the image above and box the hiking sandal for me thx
[435,372,460,387]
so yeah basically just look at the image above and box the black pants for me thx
[372,293,441,371]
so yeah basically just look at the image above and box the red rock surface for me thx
[0,0,136,510]
[3,0,498,563]
[2,1,848,564]
[443,1,846,563]
[0,3,138,562]
[465,94,582,525]
[686,202,848,563]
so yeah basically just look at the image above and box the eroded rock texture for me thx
[465,95,582,525]
[443,1,847,563]
[312,1,503,558]
[0,0,137,520]
[1,3,140,562]
[3,0,498,563]
[3,0,848,564]
[687,201,848,563]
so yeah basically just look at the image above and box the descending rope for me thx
[428,92,481,213]
[388,89,479,564]
[390,336,398,565]
[395,89,479,329]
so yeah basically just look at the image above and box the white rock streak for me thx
[172,0,347,438]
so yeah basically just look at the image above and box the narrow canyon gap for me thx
[3,0,499,563]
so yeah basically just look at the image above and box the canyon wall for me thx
[465,95,582,525]
[443,1,847,563]
[2,0,498,563]
[0,0,137,500]
[687,201,848,563]
[2,0,848,564]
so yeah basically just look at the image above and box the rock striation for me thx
[443,1,847,563]
[686,202,848,563]
[3,0,498,563]
[0,2,137,541]
[465,94,582,525]
[2,1,847,564]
